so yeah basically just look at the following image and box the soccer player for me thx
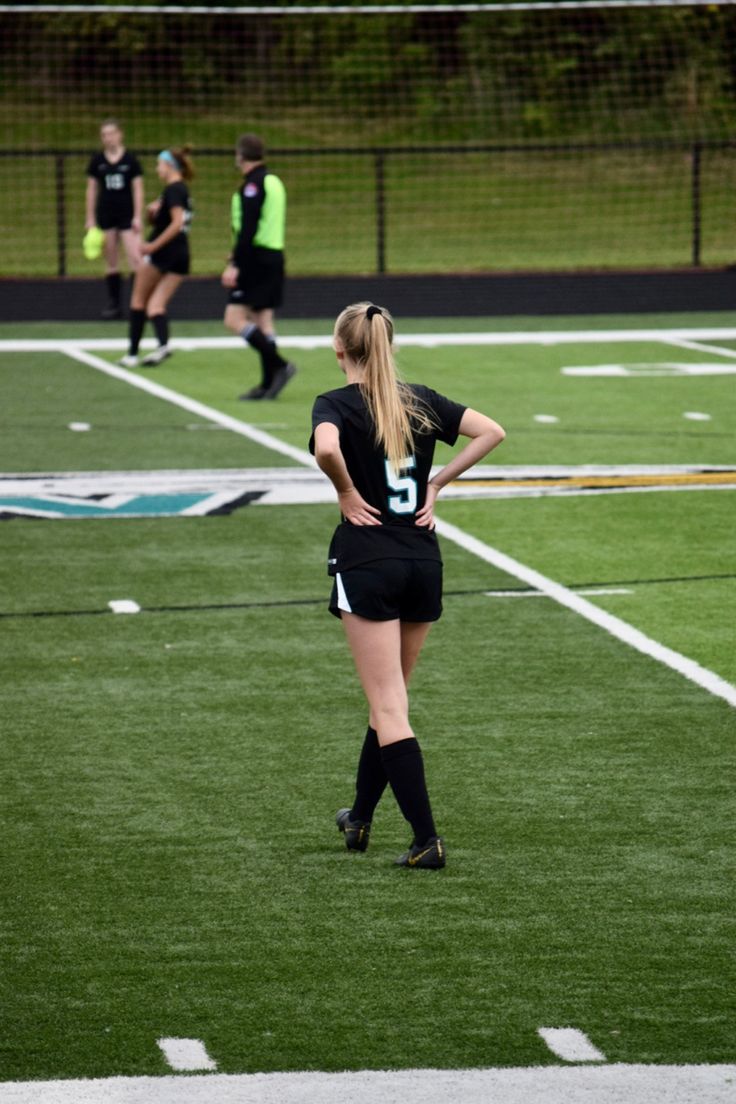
[310,303,505,868]
[85,119,144,319]
[221,133,296,400]
[119,147,193,369]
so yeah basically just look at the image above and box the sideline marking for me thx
[0,1065,734,1104]
[485,588,632,598]
[62,347,318,470]
[666,336,736,361]
[156,1038,216,1072]
[5,325,736,354]
[561,363,736,377]
[433,516,736,709]
[538,1028,606,1063]
[683,411,712,421]
[42,345,736,708]
[108,599,140,615]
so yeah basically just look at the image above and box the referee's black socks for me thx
[351,726,388,823]
[380,737,437,848]
[241,324,287,386]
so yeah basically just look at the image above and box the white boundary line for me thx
[666,336,736,361]
[434,517,736,708]
[6,326,736,353]
[1,1064,735,1104]
[63,347,318,469]
[39,338,736,708]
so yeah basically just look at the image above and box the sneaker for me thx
[101,304,122,321]
[264,362,297,400]
[336,807,371,852]
[118,354,139,368]
[238,385,267,401]
[140,345,171,367]
[395,836,446,869]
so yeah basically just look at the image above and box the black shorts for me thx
[228,248,284,310]
[329,558,443,622]
[97,213,133,232]
[149,244,190,277]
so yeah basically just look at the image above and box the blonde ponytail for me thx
[334,302,435,474]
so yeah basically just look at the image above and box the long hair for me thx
[170,144,195,181]
[334,302,436,474]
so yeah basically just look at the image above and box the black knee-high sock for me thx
[241,324,286,387]
[381,737,437,847]
[151,313,169,348]
[351,726,388,823]
[128,309,146,356]
[106,271,122,307]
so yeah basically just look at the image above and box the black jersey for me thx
[149,180,192,243]
[310,383,466,573]
[86,150,142,226]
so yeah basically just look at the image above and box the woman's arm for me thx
[415,408,505,528]
[85,178,97,230]
[132,176,144,233]
[140,205,185,255]
[313,422,382,526]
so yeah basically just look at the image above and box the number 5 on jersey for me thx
[385,456,417,515]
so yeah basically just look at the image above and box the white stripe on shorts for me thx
[335,572,353,613]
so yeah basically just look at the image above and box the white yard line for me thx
[5,326,736,354]
[538,1028,606,1062]
[0,1065,734,1104]
[156,1038,217,1072]
[19,336,736,708]
[666,336,736,360]
[434,517,736,708]
[62,346,318,470]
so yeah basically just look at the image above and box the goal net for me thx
[1,1,735,279]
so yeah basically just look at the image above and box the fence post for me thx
[55,153,66,277]
[374,151,386,274]
[691,141,702,268]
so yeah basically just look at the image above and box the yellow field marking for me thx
[455,472,736,490]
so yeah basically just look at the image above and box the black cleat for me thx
[101,304,122,321]
[336,807,371,852]
[238,385,267,401]
[264,362,296,400]
[395,836,446,869]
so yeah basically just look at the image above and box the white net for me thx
[1,1,735,277]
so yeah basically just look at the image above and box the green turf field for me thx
[1,316,734,1094]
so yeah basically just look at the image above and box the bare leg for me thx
[341,613,414,748]
[146,272,183,317]
[120,227,142,272]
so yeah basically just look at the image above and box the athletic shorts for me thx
[97,212,133,232]
[150,242,190,276]
[228,248,284,310]
[329,558,443,622]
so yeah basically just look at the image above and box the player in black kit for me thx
[310,302,505,868]
[120,147,193,368]
[85,119,144,319]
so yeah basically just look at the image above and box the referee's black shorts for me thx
[329,558,443,622]
[228,247,284,311]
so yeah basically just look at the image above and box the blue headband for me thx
[158,150,181,171]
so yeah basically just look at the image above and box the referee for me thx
[310,302,505,868]
[221,134,296,400]
[85,119,143,319]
